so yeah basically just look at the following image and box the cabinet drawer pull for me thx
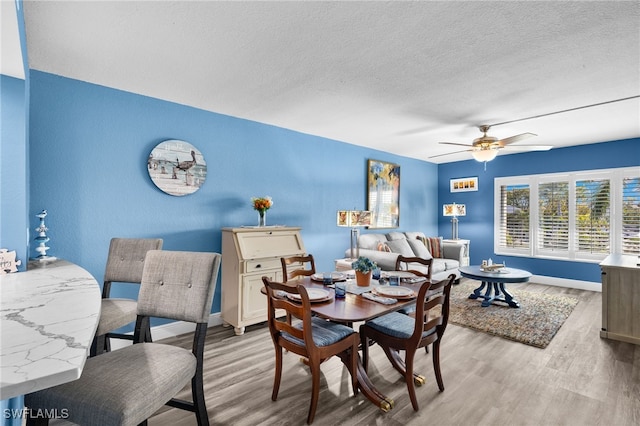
[255,264,262,269]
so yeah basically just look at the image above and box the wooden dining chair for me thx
[395,255,433,282]
[25,250,221,426]
[393,255,433,319]
[281,254,316,282]
[359,273,456,411]
[262,277,359,424]
[91,237,163,356]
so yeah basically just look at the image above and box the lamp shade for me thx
[337,210,372,227]
[350,210,372,226]
[443,203,466,217]
[471,148,498,162]
[337,210,351,226]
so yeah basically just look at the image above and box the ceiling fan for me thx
[430,125,553,162]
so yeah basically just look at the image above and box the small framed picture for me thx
[450,176,478,193]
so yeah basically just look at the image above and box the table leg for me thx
[469,281,487,300]
[338,351,394,412]
[481,282,498,307]
[472,281,520,308]
[498,283,520,308]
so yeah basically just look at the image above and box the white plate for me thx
[311,272,347,282]
[375,286,414,297]
[286,288,330,302]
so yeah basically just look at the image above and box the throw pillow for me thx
[359,233,387,250]
[407,238,433,260]
[385,238,415,257]
[376,242,392,252]
[418,236,444,258]
[385,232,406,241]
[404,231,425,241]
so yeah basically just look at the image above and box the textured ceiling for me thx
[14,1,640,162]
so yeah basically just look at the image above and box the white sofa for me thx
[345,231,463,282]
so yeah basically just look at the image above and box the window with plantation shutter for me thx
[575,179,610,254]
[538,181,569,252]
[495,167,640,262]
[498,184,530,250]
[622,177,640,255]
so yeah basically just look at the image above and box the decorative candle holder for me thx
[34,210,52,259]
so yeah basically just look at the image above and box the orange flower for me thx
[251,196,273,213]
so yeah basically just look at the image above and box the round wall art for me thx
[147,140,207,196]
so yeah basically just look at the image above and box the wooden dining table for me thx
[274,275,429,412]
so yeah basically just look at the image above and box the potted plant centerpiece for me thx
[352,256,377,287]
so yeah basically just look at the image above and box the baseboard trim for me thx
[530,275,601,292]
[111,276,601,348]
[109,312,225,351]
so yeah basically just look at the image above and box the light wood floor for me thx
[146,282,639,426]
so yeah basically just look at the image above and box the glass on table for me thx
[323,272,333,285]
[372,267,381,280]
[335,282,346,298]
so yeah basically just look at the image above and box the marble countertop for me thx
[0,259,101,400]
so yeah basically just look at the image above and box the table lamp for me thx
[337,210,372,259]
[443,203,466,240]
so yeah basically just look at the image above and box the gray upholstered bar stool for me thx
[91,237,163,356]
[26,250,222,426]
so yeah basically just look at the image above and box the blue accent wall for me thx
[438,139,640,283]
[3,69,636,328]
[26,71,438,325]
[1,75,27,271]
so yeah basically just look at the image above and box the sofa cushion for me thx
[407,238,432,260]
[385,232,406,241]
[419,236,444,258]
[386,239,414,257]
[444,258,460,270]
[359,233,388,250]
[431,258,447,274]
[404,231,426,241]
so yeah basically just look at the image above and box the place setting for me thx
[372,285,416,299]
[310,271,348,284]
[284,288,334,303]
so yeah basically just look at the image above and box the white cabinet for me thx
[600,254,640,345]
[221,227,306,335]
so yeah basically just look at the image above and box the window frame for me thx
[494,166,640,263]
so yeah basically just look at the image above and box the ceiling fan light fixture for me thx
[471,148,498,162]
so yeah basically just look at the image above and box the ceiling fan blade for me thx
[502,145,553,151]
[498,132,537,145]
[428,148,472,159]
[439,142,473,147]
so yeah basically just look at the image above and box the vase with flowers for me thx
[351,256,377,287]
[251,196,273,227]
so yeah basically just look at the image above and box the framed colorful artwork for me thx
[450,176,478,193]
[147,140,207,196]
[367,159,400,228]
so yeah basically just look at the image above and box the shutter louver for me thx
[575,179,610,254]
[622,177,640,255]
[499,184,530,249]
[538,182,569,252]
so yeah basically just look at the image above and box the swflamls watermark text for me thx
[3,408,69,419]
